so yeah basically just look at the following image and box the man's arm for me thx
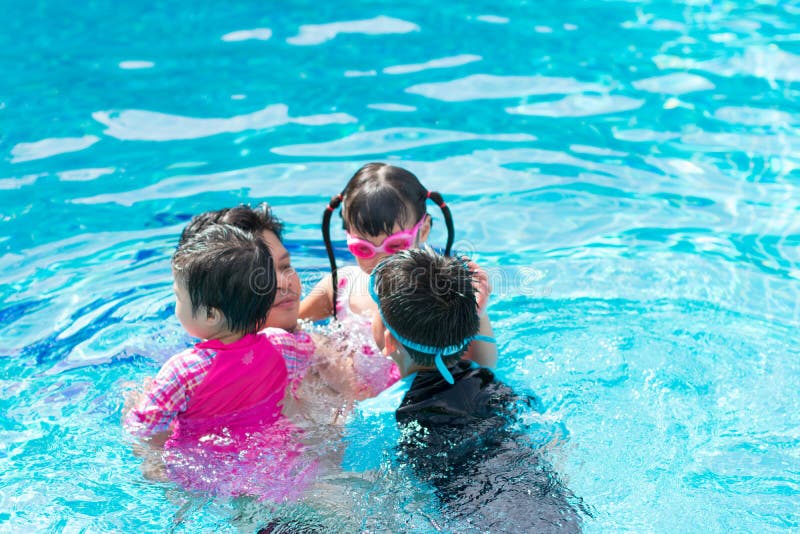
[299,275,334,321]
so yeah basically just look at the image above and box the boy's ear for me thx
[383,329,398,355]
[371,311,387,350]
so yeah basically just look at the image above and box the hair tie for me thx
[326,193,344,212]
[427,191,447,209]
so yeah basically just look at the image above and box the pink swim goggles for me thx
[345,216,426,259]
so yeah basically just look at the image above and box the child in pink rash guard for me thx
[124,224,316,500]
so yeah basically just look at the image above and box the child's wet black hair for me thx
[172,224,276,334]
[322,163,455,318]
[179,203,284,247]
[342,163,425,237]
[372,248,479,366]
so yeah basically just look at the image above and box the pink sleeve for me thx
[261,328,315,385]
[123,349,200,437]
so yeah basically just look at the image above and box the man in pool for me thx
[346,247,585,532]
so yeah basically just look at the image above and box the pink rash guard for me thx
[127,331,317,500]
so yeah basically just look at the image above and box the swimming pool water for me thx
[1,0,799,531]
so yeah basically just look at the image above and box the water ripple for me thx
[92,105,356,141]
[221,28,272,42]
[286,16,419,46]
[713,106,796,127]
[57,167,115,182]
[3,0,800,530]
[69,163,340,205]
[476,15,509,24]
[681,130,798,158]
[271,127,535,157]
[118,61,154,70]
[366,103,417,112]
[10,136,100,164]
[507,94,644,118]
[406,74,607,101]
[383,54,481,75]
[695,45,800,83]
[632,73,715,95]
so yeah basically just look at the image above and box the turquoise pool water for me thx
[2,0,799,531]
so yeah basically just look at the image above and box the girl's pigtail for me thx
[427,191,454,255]
[322,194,343,319]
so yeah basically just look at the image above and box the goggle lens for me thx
[348,241,376,259]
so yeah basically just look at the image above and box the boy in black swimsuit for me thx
[366,247,585,533]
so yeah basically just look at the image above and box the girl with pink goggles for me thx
[345,216,428,259]
[300,163,455,320]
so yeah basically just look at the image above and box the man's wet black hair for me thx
[373,247,479,366]
[322,163,455,318]
[172,224,276,334]
[179,203,284,247]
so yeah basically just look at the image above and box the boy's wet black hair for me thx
[373,248,479,366]
[172,224,276,334]
[178,203,284,247]
[322,163,455,318]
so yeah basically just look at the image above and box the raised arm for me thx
[463,261,498,368]
[299,274,334,321]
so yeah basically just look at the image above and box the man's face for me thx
[262,230,302,331]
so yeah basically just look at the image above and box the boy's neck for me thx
[405,361,435,376]
[394,348,439,377]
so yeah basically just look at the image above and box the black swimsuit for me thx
[395,360,586,533]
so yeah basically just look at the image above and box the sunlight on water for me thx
[1,0,799,531]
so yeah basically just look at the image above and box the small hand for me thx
[466,260,491,317]
[121,376,153,419]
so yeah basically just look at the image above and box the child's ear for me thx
[205,307,225,327]
[418,214,432,243]
[383,330,397,355]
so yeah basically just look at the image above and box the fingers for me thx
[465,260,492,316]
